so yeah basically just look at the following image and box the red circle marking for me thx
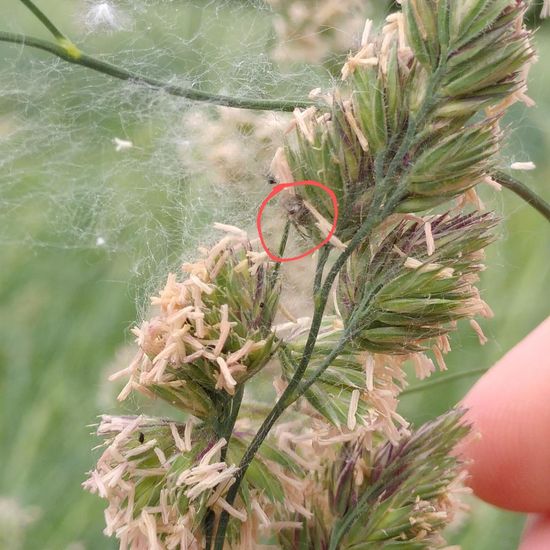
[256,180,339,263]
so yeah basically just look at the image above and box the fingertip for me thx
[519,515,550,550]
[460,318,550,513]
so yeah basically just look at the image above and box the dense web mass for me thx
[0,0,371,311]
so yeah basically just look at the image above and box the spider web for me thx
[0,0,385,312]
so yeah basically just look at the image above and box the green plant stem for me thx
[0,31,317,112]
[18,0,67,41]
[287,335,350,403]
[313,245,331,295]
[204,386,244,549]
[296,284,381,399]
[494,171,550,222]
[219,385,245,462]
[273,220,291,280]
[401,366,490,396]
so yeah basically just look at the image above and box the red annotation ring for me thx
[256,180,339,263]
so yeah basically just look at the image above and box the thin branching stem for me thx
[0,31,317,112]
[220,386,245,462]
[313,245,331,295]
[18,0,68,42]
[212,207,386,550]
[494,170,550,222]
[204,388,245,550]
[286,335,351,405]
[273,220,291,280]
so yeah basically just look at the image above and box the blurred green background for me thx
[0,1,548,548]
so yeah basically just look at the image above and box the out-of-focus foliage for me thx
[0,1,548,548]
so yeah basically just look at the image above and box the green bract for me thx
[337,212,497,353]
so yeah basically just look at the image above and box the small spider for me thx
[283,195,309,224]
[280,194,312,239]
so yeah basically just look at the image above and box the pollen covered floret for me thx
[83,415,242,549]
[84,416,319,548]
[109,224,280,418]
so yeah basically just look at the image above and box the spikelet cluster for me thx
[109,225,279,419]
[337,212,497,355]
[85,412,327,548]
[260,403,470,550]
[83,416,240,549]
[272,409,470,549]
[271,0,534,240]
